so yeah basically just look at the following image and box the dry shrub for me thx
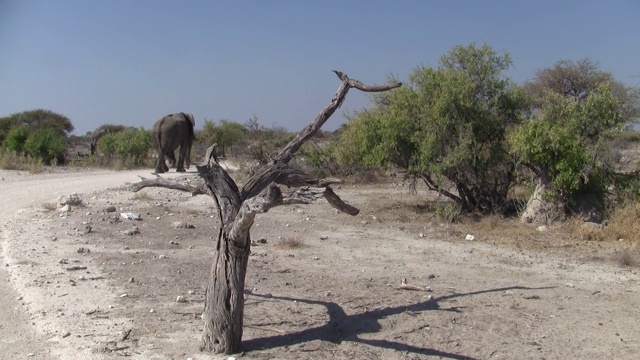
[604,202,640,243]
[577,225,606,241]
[41,202,58,211]
[475,214,502,232]
[0,149,43,173]
[612,247,639,267]
[275,236,305,249]
[434,202,461,223]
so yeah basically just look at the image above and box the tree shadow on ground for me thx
[242,285,554,359]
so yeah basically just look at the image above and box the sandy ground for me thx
[1,167,639,360]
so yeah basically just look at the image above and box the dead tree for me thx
[130,71,401,354]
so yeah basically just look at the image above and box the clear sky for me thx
[1,1,638,135]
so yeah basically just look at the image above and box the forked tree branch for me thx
[241,71,402,200]
[131,71,400,233]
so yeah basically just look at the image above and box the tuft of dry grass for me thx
[604,202,640,244]
[133,191,153,201]
[568,219,606,241]
[41,202,58,211]
[274,236,306,249]
[612,248,639,267]
[0,149,43,173]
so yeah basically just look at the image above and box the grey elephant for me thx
[89,128,108,155]
[152,112,196,173]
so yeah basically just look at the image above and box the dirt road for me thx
[0,168,184,359]
[1,167,640,359]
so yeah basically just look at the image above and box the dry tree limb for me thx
[129,175,208,196]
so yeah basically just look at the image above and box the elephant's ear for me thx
[187,113,195,128]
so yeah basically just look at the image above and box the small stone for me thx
[83,225,92,234]
[59,193,82,206]
[159,255,168,259]
[320,236,328,240]
[536,225,547,232]
[105,206,116,213]
[61,331,71,338]
[312,256,320,260]
[256,238,267,244]
[59,204,71,213]
[325,291,332,297]
[465,234,475,241]
[120,293,128,297]
[149,309,155,313]
[120,212,141,221]
[172,221,195,229]
[129,277,135,283]
[176,295,188,303]
[124,227,140,236]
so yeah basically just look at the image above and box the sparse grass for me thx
[434,202,460,223]
[274,236,306,249]
[0,149,43,173]
[604,202,640,243]
[612,247,639,267]
[475,214,502,232]
[41,202,58,211]
[576,224,606,241]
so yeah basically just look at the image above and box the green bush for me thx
[4,126,31,153]
[98,127,151,167]
[24,129,66,165]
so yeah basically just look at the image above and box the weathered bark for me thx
[131,71,401,354]
[521,168,567,225]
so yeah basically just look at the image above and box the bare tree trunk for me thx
[201,230,250,353]
[131,71,401,355]
[521,167,566,225]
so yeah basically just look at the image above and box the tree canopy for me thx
[510,59,639,211]
[337,43,527,212]
[0,109,74,143]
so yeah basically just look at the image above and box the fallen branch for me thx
[66,266,87,271]
[129,175,208,196]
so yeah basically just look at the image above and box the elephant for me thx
[152,112,196,173]
[89,128,108,155]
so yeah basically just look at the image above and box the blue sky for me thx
[1,1,638,135]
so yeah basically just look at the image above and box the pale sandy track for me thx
[0,168,186,359]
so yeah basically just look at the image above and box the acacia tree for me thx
[201,119,246,157]
[336,43,527,212]
[131,71,401,354]
[510,59,640,224]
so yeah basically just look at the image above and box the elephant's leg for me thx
[155,148,167,173]
[165,150,176,170]
[175,146,187,172]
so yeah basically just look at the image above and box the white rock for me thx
[536,225,547,232]
[465,234,475,241]
[59,193,82,206]
[120,212,141,221]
